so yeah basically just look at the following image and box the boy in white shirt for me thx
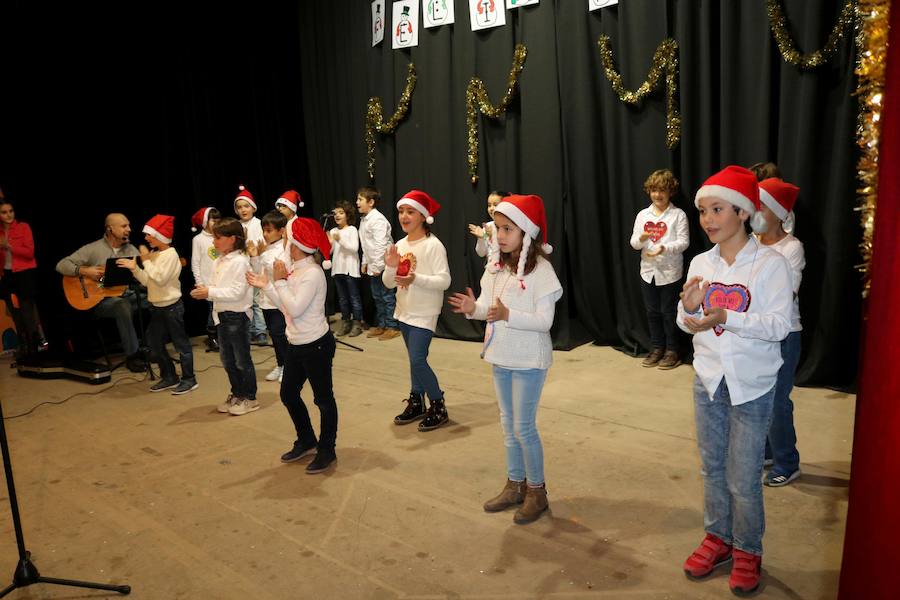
[248,211,290,383]
[234,185,268,346]
[357,185,400,340]
[190,206,221,352]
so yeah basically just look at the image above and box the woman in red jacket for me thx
[0,198,42,356]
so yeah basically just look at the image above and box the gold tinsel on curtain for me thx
[596,36,681,150]
[855,0,889,297]
[365,63,417,181]
[466,44,527,184]
[766,0,858,69]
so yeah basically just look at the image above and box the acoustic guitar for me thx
[62,256,189,310]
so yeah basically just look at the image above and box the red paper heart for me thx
[397,258,411,277]
[703,282,751,336]
[643,221,667,243]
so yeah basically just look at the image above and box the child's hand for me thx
[487,297,510,322]
[272,260,289,281]
[361,264,368,275]
[138,245,152,261]
[332,230,340,241]
[190,285,209,300]
[684,307,727,333]
[384,245,400,268]
[448,288,477,315]
[680,276,708,313]
[246,240,259,257]
[246,270,269,289]
[639,232,651,242]
[395,272,415,287]
[116,257,137,272]
[646,245,665,257]
[468,224,485,239]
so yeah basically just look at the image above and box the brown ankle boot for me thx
[483,479,526,512]
[514,484,548,524]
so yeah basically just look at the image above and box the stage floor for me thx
[0,335,852,599]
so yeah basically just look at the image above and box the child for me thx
[383,190,451,431]
[190,217,257,416]
[629,169,689,369]
[357,185,400,340]
[328,199,363,337]
[234,185,268,346]
[247,218,338,474]
[757,177,805,487]
[190,206,221,352]
[248,210,290,383]
[118,215,197,394]
[275,189,303,227]
[677,166,792,595]
[449,194,562,524]
[467,190,507,258]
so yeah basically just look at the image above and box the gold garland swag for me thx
[365,63,417,181]
[766,0,858,69]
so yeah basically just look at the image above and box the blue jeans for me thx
[493,366,548,484]
[250,288,267,337]
[217,311,257,400]
[281,332,338,454]
[262,308,289,367]
[766,331,802,476]
[639,277,681,351]
[368,274,398,328]
[147,300,195,384]
[206,303,217,337]
[94,295,139,356]
[694,376,774,556]
[333,274,363,321]
[398,322,442,401]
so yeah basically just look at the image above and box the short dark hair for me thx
[212,217,246,251]
[488,190,510,199]
[207,207,222,222]
[357,185,381,206]
[261,209,288,230]
[748,162,782,181]
[334,199,358,226]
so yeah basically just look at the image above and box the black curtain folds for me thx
[298,0,860,389]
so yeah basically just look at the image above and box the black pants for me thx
[147,299,195,383]
[639,277,681,352]
[280,331,338,455]
[262,308,289,367]
[0,268,40,353]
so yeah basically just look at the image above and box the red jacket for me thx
[0,220,37,272]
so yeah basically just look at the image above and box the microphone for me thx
[321,212,334,218]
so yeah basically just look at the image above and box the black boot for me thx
[394,392,426,425]
[418,396,449,431]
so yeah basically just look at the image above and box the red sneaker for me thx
[729,549,762,595]
[683,533,733,579]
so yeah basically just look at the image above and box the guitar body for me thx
[63,276,127,310]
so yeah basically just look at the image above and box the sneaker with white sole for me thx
[172,380,199,395]
[217,394,236,413]
[265,365,283,381]
[764,468,801,487]
[228,398,260,416]
[150,379,179,393]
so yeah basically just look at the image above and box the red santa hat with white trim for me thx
[488,194,552,288]
[276,190,304,213]
[759,177,800,233]
[190,207,216,232]
[289,217,332,270]
[234,185,256,211]
[143,214,175,244]
[396,189,440,224]
[694,165,767,233]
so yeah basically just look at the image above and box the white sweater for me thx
[382,234,451,332]
[329,225,361,277]
[133,247,182,308]
[190,230,217,286]
[264,256,329,345]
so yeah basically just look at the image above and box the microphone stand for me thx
[321,214,363,353]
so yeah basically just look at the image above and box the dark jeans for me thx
[280,332,338,455]
[0,268,40,353]
[262,308,289,367]
[333,274,363,321]
[217,311,257,400]
[206,303,217,338]
[368,274,398,328]
[640,276,681,352]
[94,294,140,356]
[399,322,443,402]
[147,299,195,383]
[765,331,802,475]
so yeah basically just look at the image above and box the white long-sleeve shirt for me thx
[760,233,805,332]
[629,204,689,285]
[207,251,253,325]
[133,247,182,307]
[250,242,289,310]
[359,208,392,275]
[383,234,451,332]
[677,236,793,406]
[241,216,265,246]
[263,255,329,345]
[329,225,361,277]
[190,230,217,286]
[474,222,495,258]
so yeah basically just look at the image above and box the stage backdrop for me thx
[297,0,860,390]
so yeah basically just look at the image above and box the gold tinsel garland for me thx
[365,63,417,180]
[466,44,528,184]
[597,36,681,150]
[854,0,889,297]
[766,0,857,69]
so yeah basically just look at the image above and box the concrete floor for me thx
[0,335,852,599]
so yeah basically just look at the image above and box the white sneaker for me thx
[228,398,260,416]
[265,365,283,382]
[278,370,283,383]
[217,394,236,413]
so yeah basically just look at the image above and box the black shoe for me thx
[126,353,148,373]
[205,337,220,353]
[281,442,317,463]
[418,397,448,431]
[306,452,336,474]
[394,393,426,425]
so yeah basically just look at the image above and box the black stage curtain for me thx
[297,0,860,390]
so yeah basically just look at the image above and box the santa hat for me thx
[276,190,304,213]
[234,185,257,211]
[190,207,215,232]
[694,165,767,233]
[289,217,332,269]
[489,194,552,289]
[396,189,440,224]
[143,214,175,244]
[759,177,800,233]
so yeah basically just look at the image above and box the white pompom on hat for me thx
[190,207,215,232]
[234,185,257,211]
[694,165,767,233]
[396,189,441,224]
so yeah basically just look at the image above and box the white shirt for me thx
[241,216,265,246]
[474,222,495,258]
[133,247,182,307]
[677,236,793,406]
[264,255,329,345]
[329,225,361,277]
[359,208,392,275]
[629,204,690,285]
[383,234,451,332]
[251,242,289,310]
[760,233,805,332]
[207,251,253,325]
[190,230,218,286]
